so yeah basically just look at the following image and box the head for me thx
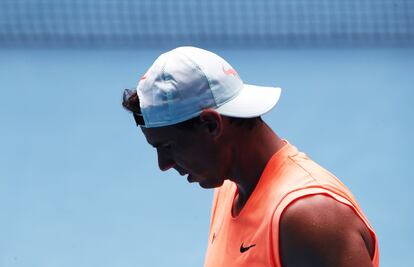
[122,89,263,188]
[123,46,280,188]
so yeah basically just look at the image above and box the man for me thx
[122,46,379,266]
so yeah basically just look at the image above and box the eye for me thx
[158,143,172,150]
[162,144,171,149]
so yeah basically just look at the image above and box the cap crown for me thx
[137,46,243,127]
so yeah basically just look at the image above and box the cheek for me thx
[174,132,228,175]
[175,143,218,173]
[199,145,228,177]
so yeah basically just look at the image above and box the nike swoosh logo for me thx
[222,66,238,76]
[240,243,256,253]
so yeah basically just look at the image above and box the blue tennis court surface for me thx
[0,48,413,266]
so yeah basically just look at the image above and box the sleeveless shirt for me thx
[204,141,379,267]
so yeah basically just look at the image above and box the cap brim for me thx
[214,84,281,118]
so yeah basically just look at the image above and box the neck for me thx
[228,122,285,216]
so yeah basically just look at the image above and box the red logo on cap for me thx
[140,70,149,80]
[222,66,238,76]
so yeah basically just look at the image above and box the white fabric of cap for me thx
[136,46,281,128]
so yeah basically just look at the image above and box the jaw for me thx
[198,176,226,189]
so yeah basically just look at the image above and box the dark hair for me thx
[122,88,141,114]
[174,115,263,131]
[122,88,263,130]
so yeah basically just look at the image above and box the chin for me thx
[199,179,224,189]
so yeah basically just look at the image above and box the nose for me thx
[156,149,175,171]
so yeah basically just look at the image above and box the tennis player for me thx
[122,47,379,267]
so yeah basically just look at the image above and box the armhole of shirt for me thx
[269,187,379,267]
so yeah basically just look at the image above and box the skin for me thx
[140,109,375,266]
[280,195,375,267]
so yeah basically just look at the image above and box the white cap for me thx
[136,46,281,128]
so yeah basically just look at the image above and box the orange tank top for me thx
[203,141,379,267]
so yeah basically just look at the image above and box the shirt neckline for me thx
[230,140,298,220]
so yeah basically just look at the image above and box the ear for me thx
[198,109,223,138]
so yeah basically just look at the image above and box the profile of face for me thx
[140,110,232,188]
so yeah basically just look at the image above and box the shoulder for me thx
[278,194,374,267]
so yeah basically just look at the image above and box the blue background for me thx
[0,48,413,266]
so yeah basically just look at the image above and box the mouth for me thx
[177,169,187,176]
[177,170,195,182]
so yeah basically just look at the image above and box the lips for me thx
[176,169,197,183]
[176,169,194,182]
[177,169,187,176]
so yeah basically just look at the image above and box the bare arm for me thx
[279,194,374,267]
